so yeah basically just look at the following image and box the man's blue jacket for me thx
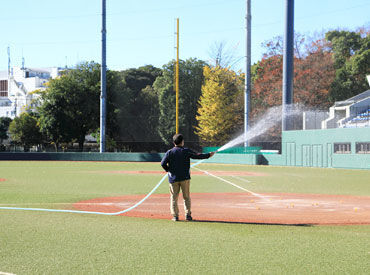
[161,146,211,183]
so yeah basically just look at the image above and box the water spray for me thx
[217,104,303,153]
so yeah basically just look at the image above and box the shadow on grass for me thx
[190,219,313,227]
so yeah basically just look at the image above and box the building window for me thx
[334,143,351,154]
[356,142,370,154]
[0,80,8,92]
[0,92,8,97]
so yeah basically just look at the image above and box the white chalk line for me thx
[193,167,268,201]
[195,169,366,211]
[0,202,132,207]
[0,203,74,206]
[0,271,16,275]
[230,175,251,183]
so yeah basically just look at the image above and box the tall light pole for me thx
[244,0,251,148]
[282,0,294,131]
[175,18,180,134]
[100,0,107,152]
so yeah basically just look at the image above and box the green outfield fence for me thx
[0,152,165,162]
[202,146,261,154]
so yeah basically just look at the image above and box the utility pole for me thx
[22,49,25,70]
[7,47,11,95]
[175,18,179,134]
[244,0,251,148]
[282,0,294,131]
[7,47,11,77]
[100,0,107,152]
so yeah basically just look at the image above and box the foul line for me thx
[231,175,251,183]
[193,167,267,200]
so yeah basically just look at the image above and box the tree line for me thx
[1,29,368,152]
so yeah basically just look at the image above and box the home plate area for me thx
[73,192,370,225]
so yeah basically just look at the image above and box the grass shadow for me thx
[191,219,313,227]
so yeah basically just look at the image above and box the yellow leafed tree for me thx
[195,66,243,145]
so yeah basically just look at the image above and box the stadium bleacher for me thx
[342,108,370,128]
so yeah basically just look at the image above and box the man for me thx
[161,133,215,221]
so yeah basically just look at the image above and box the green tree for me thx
[104,70,125,149]
[326,31,362,69]
[326,30,370,101]
[154,58,206,145]
[0,117,12,143]
[113,65,162,147]
[195,66,243,145]
[38,62,101,151]
[8,113,42,151]
[37,62,161,152]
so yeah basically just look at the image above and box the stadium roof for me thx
[334,89,370,107]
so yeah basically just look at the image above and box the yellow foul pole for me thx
[176,18,179,134]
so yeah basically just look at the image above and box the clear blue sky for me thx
[1,0,369,72]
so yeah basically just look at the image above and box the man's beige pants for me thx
[169,180,191,217]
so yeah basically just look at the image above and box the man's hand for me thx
[209,151,216,157]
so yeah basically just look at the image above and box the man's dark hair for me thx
[173,134,184,145]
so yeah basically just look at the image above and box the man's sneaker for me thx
[172,216,179,221]
[186,215,193,221]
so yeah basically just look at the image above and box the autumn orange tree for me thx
[249,34,335,144]
[251,55,283,120]
[294,46,335,108]
[252,34,335,121]
[196,66,243,145]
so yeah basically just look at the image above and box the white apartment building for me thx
[0,66,62,118]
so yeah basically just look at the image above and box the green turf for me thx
[0,161,369,274]
[1,212,369,274]
[195,163,370,196]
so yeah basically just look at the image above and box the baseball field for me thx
[0,161,369,274]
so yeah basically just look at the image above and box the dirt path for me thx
[73,192,370,225]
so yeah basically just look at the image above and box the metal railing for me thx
[285,106,370,130]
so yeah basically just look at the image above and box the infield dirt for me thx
[74,192,370,225]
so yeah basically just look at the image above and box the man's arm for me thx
[188,149,215,159]
[161,151,170,172]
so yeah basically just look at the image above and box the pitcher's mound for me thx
[74,193,370,225]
